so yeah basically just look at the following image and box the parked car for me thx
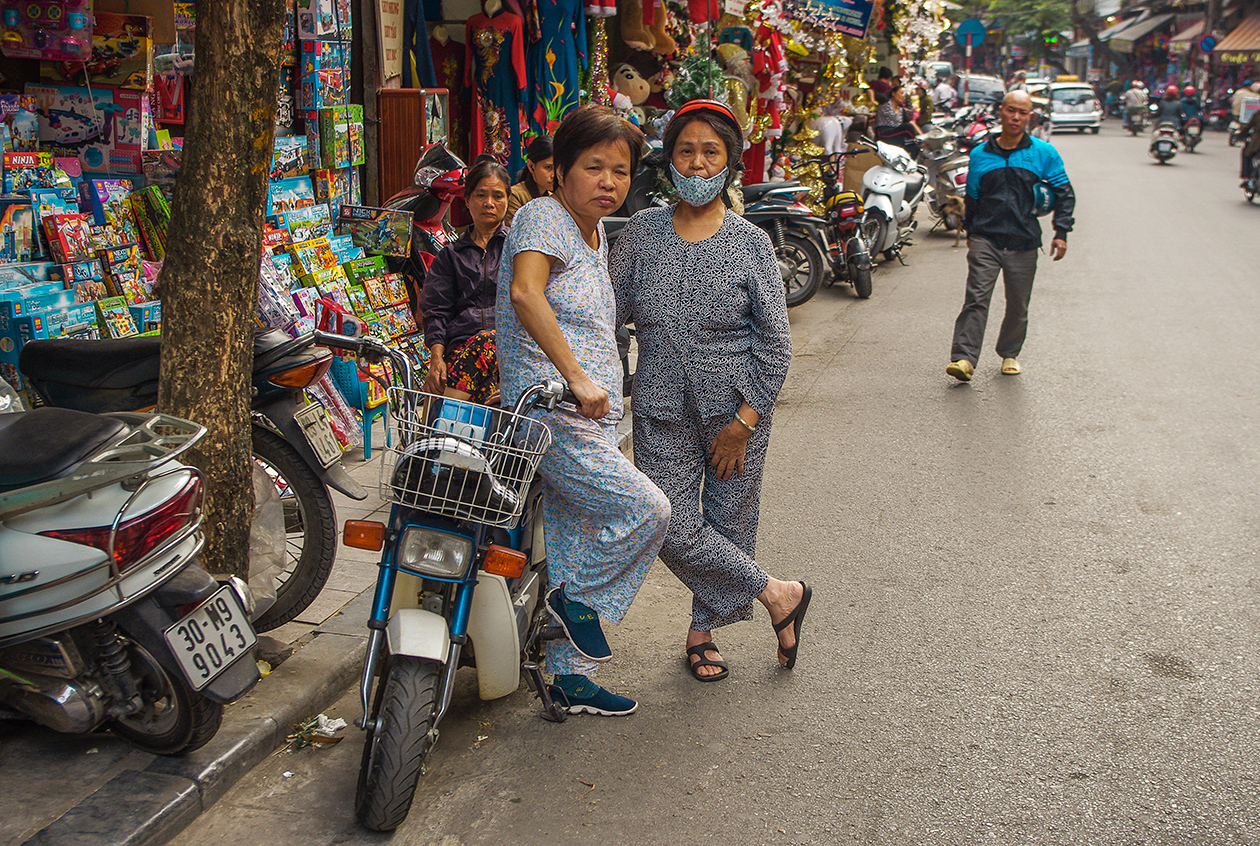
[956,73,1007,105]
[1044,82,1102,133]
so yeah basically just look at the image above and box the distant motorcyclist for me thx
[1180,85,1202,125]
[1153,85,1185,127]
[1123,80,1148,130]
[1231,80,1256,120]
[1241,106,1260,187]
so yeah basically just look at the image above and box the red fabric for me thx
[464,11,528,162]
[686,0,718,22]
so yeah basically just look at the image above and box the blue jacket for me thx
[964,133,1075,251]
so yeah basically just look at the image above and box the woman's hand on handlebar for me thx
[423,348,447,394]
[567,375,609,420]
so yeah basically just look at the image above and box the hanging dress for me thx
[430,34,468,160]
[465,10,528,176]
[528,0,586,133]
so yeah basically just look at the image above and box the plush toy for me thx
[611,63,652,124]
[645,0,676,55]
[619,0,654,51]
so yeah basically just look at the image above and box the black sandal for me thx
[773,582,812,670]
[685,642,730,682]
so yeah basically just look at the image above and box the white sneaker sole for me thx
[563,701,638,717]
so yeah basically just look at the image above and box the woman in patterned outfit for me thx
[497,106,670,716]
[608,100,810,682]
[421,158,510,404]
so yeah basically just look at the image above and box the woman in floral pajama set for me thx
[497,105,669,717]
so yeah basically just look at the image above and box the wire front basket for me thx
[380,389,553,527]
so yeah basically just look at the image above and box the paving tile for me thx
[291,588,358,625]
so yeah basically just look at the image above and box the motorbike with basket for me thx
[0,405,260,754]
[311,330,583,832]
[18,328,364,632]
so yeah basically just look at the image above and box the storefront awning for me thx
[1110,13,1175,53]
[1215,12,1260,62]
[1066,38,1093,58]
[1095,16,1141,41]
[1169,20,1205,44]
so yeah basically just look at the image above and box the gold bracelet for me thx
[734,411,757,433]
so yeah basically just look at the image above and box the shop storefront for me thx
[1213,12,1260,90]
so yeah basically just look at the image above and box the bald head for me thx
[1002,90,1033,110]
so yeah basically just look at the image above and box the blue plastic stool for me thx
[328,357,390,459]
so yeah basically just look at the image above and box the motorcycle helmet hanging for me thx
[1032,181,1056,217]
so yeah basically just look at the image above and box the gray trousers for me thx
[951,237,1039,364]
[633,412,772,632]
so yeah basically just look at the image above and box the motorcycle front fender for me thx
[846,233,872,269]
[386,608,452,663]
[111,566,261,705]
[254,394,367,501]
[466,572,521,701]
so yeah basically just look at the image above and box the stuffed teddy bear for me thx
[619,0,654,51]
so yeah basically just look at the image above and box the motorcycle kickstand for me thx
[523,662,567,723]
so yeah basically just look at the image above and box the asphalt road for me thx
[183,124,1260,846]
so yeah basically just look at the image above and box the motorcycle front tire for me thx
[780,233,824,309]
[852,263,873,299]
[108,632,223,755]
[251,426,338,632]
[355,655,441,831]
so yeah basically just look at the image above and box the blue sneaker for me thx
[548,675,638,716]
[546,585,612,663]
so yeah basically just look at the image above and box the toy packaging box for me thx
[343,254,386,285]
[43,212,94,263]
[88,179,141,245]
[96,296,138,338]
[0,0,93,62]
[129,301,160,333]
[3,151,71,193]
[310,167,360,217]
[283,203,333,242]
[377,304,417,339]
[337,205,412,257]
[268,176,316,215]
[299,40,349,112]
[25,83,151,174]
[41,11,154,90]
[0,202,36,264]
[272,135,309,180]
[311,104,364,168]
[295,0,353,41]
[0,261,57,287]
[29,186,77,258]
[288,236,338,275]
[363,272,409,310]
[0,300,99,391]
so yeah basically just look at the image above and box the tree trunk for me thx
[157,0,286,579]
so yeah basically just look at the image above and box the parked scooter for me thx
[815,152,873,298]
[0,407,260,754]
[310,330,577,831]
[857,138,928,263]
[917,128,969,232]
[19,328,365,632]
[1149,122,1180,164]
[1181,116,1203,152]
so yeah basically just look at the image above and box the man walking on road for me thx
[947,90,1075,382]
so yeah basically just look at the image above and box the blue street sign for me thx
[955,18,987,47]
[1199,34,1217,52]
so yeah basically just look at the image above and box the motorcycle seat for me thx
[742,181,801,203]
[21,336,160,391]
[903,171,926,199]
[0,407,126,491]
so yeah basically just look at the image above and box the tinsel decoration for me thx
[590,17,610,105]
[781,121,826,213]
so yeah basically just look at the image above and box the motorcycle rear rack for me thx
[0,413,204,520]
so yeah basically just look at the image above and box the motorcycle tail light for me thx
[955,172,968,185]
[268,352,333,389]
[483,544,527,579]
[838,205,858,217]
[41,476,203,573]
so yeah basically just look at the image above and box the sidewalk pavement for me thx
[4,411,632,846]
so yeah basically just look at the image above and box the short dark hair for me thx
[517,134,554,196]
[465,157,510,200]
[878,67,893,79]
[662,111,742,190]
[552,105,645,184]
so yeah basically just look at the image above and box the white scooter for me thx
[857,138,929,263]
[1149,121,1180,164]
[0,407,260,755]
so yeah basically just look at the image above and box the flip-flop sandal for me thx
[772,582,813,670]
[685,642,730,682]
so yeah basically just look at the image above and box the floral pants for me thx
[536,410,670,677]
[445,330,498,403]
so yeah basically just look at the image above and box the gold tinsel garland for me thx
[590,17,610,106]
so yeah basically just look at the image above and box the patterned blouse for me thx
[495,197,623,420]
[608,206,792,424]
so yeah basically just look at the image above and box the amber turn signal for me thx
[268,353,333,389]
[482,545,527,579]
[344,520,386,551]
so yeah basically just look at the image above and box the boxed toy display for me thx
[299,40,349,112]
[25,83,151,174]
[87,179,141,245]
[295,0,353,42]
[0,0,93,62]
[3,151,70,193]
[268,176,316,215]
[96,295,138,338]
[42,11,154,90]
[337,205,412,256]
[272,135,309,180]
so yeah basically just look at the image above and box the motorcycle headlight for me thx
[398,528,474,579]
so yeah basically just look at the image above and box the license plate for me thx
[296,402,344,468]
[163,585,257,691]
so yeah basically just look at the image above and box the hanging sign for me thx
[377,0,403,85]
[784,0,875,39]
[1198,34,1217,52]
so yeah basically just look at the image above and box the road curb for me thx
[21,630,367,846]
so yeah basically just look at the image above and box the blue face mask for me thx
[670,163,728,207]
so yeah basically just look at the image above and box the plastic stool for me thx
[328,357,390,459]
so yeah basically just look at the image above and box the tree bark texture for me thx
[158,0,286,579]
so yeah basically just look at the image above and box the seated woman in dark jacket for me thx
[420,157,510,402]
